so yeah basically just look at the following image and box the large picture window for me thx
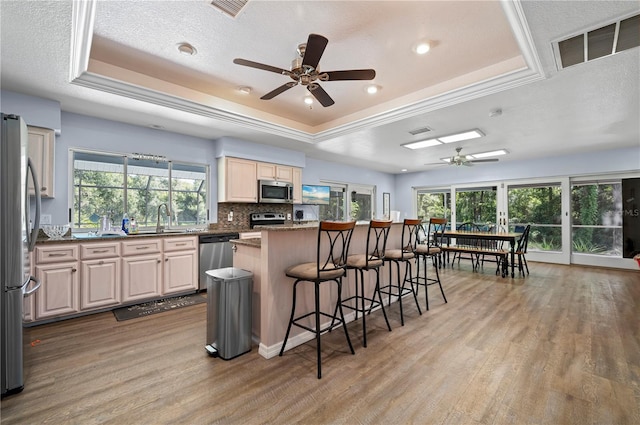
[72,150,208,231]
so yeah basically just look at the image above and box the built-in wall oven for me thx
[198,233,239,291]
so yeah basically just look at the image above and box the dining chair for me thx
[451,222,480,269]
[515,225,531,275]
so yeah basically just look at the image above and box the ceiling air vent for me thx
[409,126,432,136]
[210,0,248,18]
[554,13,640,69]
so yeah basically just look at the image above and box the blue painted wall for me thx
[3,90,638,226]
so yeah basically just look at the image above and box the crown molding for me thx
[70,0,545,145]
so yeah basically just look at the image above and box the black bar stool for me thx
[341,220,393,347]
[378,219,422,326]
[279,220,356,379]
[412,217,448,311]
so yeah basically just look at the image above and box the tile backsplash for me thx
[212,203,294,230]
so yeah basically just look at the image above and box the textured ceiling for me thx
[1,0,638,174]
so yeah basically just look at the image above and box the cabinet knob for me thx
[41,187,47,191]
[72,268,77,272]
[157,259,161,263]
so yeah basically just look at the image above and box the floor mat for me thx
[113,293,206,321]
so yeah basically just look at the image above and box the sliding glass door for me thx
[503,179,570,264]
[415,174,636,268]
[453,185,497,231]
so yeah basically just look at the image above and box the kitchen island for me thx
[231,222,405,359]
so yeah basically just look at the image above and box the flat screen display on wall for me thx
[302,185,330,205]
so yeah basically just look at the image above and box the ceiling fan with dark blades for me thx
[233,34,376,107]
[425,147,500,167]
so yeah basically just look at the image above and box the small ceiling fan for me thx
[233,33,376,107]
[427,147,500,167]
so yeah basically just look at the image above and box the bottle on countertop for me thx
[130,217,138,234]
[122,213,130,234]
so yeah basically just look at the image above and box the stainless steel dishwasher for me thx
[198,233,239,291]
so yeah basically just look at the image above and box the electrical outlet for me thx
[287,213,291,220]
[227,211,233,222]
[41,214,52,225]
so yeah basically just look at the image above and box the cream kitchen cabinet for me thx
[121,239,163,303]
[162,236,198,294]
[257,162,293,182]
[27,126,55,198]
[79,242,121,310]
[34,244,80,320]
[292,167,302,204]
[218,157,258,202]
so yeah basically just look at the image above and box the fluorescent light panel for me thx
[403,129,484,150]
[402,138,442,149]
[438,129,484,144]
[469,149,507,158]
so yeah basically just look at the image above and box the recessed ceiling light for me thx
[413,40,431,55]
[438,129,484,144]
[401,169,408,172]
[366,84,381,94]
[402,138,442,150]
[238,86,252,94]
[470,149,508,158]
[177,42,197,56]
[304,96,313,105]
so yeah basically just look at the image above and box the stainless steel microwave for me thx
[258,180,293,204]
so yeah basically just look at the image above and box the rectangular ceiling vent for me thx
[409,126,433,136]
[210,0,248,18]
[554,13,639,70]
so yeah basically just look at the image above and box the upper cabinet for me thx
[292,167,302,204]
[218,156,302,203]
[28,126,55,198]
[218,157,258,203]
[257,162,293,183]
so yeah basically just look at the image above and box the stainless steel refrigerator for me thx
[1,113,42,398]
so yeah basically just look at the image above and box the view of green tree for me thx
[456,188,496,229]
[509,185,562,251]
[72,151,207,230]
[571,182,622,255]
[416,192,450,224]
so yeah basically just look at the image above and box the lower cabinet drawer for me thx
[36,244,78,264]
[80,242,120,260]
[121,239,162,256]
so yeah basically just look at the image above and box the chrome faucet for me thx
[156,203,170,233]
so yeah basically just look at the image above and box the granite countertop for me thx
[230,238,261,248]
[35,227,254,245]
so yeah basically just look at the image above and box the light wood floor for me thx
[2,262,639,424]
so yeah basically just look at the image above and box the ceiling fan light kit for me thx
[233,33,376,107]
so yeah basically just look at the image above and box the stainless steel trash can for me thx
[205,267,253,360]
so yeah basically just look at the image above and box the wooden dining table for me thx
[440,229,522,278]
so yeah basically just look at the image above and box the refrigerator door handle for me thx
[22,275,41,296]
[25,158,41,252]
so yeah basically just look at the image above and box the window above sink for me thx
[71,149,209,233]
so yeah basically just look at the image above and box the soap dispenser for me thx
[122,213,130,234]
